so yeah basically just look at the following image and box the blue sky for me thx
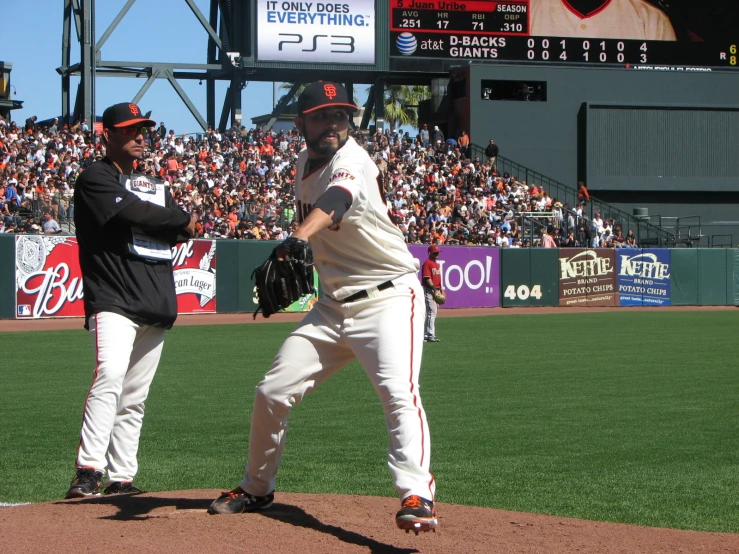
[5,0,370,133]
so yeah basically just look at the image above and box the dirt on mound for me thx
[1,491,736,554]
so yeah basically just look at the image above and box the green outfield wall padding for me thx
[0,235,15,318]
[237,241,277,312]
[727,249,737,307]
[216,240,279,313]
[529,248,560,307]
[734,250,739,306]
[697,249,727,306]
[215,240,239,313]
[669,249,698,305]
[500,249,559,307]
[501,249,532,307]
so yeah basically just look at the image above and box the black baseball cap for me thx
[297,82,359,115]
[102,102,156,129]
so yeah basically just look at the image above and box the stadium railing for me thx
[467,143,676,248]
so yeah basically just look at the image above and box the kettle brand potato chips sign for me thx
[558,249,618,307]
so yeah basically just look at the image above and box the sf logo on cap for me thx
[323,84,337,100]
[129,104,140,116]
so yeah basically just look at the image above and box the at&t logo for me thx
[396,33,417,55]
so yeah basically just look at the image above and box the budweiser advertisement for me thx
[15,236,217,319]
[171,240,217,313]
[16,235,84,318]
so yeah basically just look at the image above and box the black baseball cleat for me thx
[104,481,144,495]
[208,487,275,515]
[64,467,104,499]
[395,495,438,534]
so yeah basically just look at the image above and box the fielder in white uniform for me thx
[530,0,677,40]
[209,82,438,534]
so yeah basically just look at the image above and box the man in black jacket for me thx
[65,103,196,499]
[485,139,499,166]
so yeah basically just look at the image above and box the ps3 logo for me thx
[278,33,355,54]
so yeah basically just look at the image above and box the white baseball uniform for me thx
[77,312,165,483]
[530,0,677,40]
[240,137,436,502]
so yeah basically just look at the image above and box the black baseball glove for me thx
[251,237,315,318]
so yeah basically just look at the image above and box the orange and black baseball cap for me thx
[102,102,156,129]
[298,82,359,115]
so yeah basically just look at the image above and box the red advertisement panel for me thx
[172,240,217,313]
[15,236,217,319]
[16,235,85,318]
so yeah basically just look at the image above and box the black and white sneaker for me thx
[104,481,144,495]
[208,487,275,515]
[396,495,438,534]
[65,467,104,499]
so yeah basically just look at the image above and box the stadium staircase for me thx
[467,143,676,247]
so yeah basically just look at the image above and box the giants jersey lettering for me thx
[296,137,419,300]
[529,0,677,40]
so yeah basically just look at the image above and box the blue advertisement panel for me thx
[616,249,671,306]
[408,245,501,308]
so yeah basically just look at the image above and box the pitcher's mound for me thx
[1,490,735,553]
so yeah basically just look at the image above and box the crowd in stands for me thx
[0,113,637,248]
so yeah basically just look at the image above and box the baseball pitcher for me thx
[208,82,438,534]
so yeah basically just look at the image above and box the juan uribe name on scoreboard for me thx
[390,0,739,69]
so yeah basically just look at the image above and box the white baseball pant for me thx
[75,311,165,484]
[424,287,438,338]
[240,273,436,501]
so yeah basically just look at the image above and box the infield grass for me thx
[1,311,738,533]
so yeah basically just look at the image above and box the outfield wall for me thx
[1,234,737,319]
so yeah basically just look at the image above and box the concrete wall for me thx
[452,64,739,246]
[459,63,739,187]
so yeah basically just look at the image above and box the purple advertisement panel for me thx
[408,245,501,308]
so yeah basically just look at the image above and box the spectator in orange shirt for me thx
[260,142,274,165]
[226,206,239,231]
[457,130,470,156]
[577,181,591,202]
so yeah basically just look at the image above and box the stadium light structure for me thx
[58,0,441,133]
[58,0,245,131]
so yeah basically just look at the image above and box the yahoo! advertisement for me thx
[616,249,671,306]
[408,245,501,308]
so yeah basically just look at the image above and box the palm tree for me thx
[277,82,431,130]
[381,85,431,131]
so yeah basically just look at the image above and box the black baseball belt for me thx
[341,280,395,303]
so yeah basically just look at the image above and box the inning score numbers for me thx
[390,0,738,69]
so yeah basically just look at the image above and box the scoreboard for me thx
[389,0,739,70]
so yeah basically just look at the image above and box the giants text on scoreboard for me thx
[389,0,738,69]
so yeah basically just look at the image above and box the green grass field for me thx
[1,311,738,533]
